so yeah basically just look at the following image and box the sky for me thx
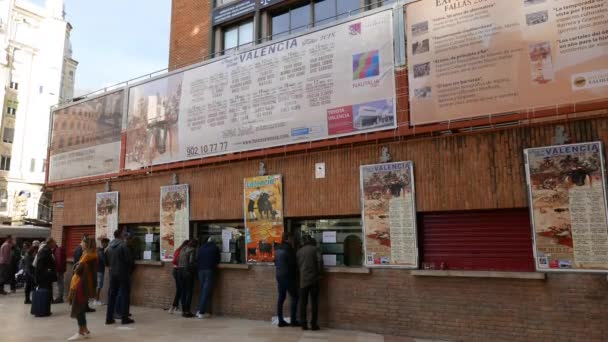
[32,0,171,96]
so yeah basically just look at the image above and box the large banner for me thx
[360,161,418,268]
[126,10,396,170]
[243,175,283,264]
[524,142,608,272]
[406,0,608,125]
[49,91,124,182]
[96,192,119,241]
[160,184,190,261]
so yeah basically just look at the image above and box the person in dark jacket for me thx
[296,234,322,331]
[195,237,220,319]
[178,239,197,318]
[274,232,299,327]
[23,245,38,304]
[95,238,109,305]
[35,238,57,290]
[9,243,21,293]
[53,245,67,303]
[105,230,135,325]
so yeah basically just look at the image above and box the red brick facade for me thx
[168,0,211,70]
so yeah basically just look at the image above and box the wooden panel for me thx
[53,117,608,226]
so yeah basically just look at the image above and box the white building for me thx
[0,0,76,225]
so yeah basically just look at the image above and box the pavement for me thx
[0,290,445,342]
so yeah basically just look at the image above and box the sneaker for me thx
[105,319,115,325]
[67,333,86,341]
[168,307,175,314]
[278,320,289,327]
[311,325,320,331]
[182,312,194,318]
[24,299,31,304]
[290,320,301,327]
[301,325,309,331]
[174,309,182,315]
[195,313,205,319]
[85,307,96,313]
[203,313,211,318]
[121,318,135,325]
[0,291,7,295]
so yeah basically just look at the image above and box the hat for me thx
[32,240,40,247]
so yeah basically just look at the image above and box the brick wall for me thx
[169,0,212,70]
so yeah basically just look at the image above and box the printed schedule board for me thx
[96,192,119,241]
[406,0,608,125]
[360,161,418,268]
[125,10,396,170]
[524,142,608,272]
[160,184,190,262]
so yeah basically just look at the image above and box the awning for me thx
[0,225,51,239]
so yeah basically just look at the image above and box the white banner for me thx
[125,10,396,170]
[96,192,119,241]
[49,91,124,183]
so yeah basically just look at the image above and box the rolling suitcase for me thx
[30,287,51,317]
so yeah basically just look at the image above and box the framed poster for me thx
[243,175,284,264]
[524,142,608,272]
[360,161,418,268]
[95,192,119,241]
[160,184,190,262]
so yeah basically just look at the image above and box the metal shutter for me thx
[420,209,535,272]
[64,226,94,260]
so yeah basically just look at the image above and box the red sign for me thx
[327,105,354,135]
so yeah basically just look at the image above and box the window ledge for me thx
[411,270,546,280]
[218,264,250,270]
[323,267,370,274]
[135,260,164,267]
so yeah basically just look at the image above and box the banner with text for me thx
[525,142,608,272]
[406,0,608,125]
[160,184,190,262]
[243,175,284,264]
[49,91,124,183]
[126,10,395,170]
[96,192,119,241]
[360,161,418,268]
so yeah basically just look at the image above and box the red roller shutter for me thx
[64,226,95,260]
[420,209,535,272]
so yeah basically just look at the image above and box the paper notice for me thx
[143,251,152,260]
[145,234,154,243]
[221,252,232,263]
[323,254,337,266]
[222,229,232,253]
[322,231,337,243]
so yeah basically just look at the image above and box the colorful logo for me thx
[353,50,380,80]
[349,22,361,35]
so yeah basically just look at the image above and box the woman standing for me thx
[67,236,97,341]
[23,245,38,304]
[169,239,189,315]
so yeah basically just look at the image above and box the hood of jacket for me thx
[109,239,122,249]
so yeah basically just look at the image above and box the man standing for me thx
[53,244,66,303]
[9,243,21,293]
[296,235,322,331]
[195,237,220,319]
[105,230,135,325]
[275,232,299,327]
[95,238,109,306]
[0,235,13,295]
[35,238,57,291]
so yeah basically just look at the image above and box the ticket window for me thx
[191,222,246,264]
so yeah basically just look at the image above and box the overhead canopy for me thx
[0,225,51,239]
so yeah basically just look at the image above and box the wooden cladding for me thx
[53,117,608,226]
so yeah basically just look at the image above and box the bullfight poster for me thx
[95,192,119,241]
[525,142,608,272]
[243,175,283,264]
[160,184,190,262]
[360,161,418,268]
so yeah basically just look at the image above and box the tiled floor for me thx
[0,291,445,342]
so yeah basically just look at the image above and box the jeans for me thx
[25,274,34,301]
[76,311,86,327]
[56,272,65,300]
[106,275,130,321]
[197,270,214,314]
[179,269,194,313]
[299,283,319,327]
[276,276,298,322]
[172,268,183,308]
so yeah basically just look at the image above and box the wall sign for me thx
[212,0,256,25]
[360,161,418,268]
[95,192,119,241]
[525,142,608,273]
[160,184,190,261]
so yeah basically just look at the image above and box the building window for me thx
[9,82,18,90]
[0,189,6,211]
[6,107,16,116]
[122,224,161,262]
[272,3,311,39]
[223,20,254,53]
[288,217,364,267]
[0,155,10,171]
[191,222,246,264]
[30,158,35,172]
[3,128,14,143]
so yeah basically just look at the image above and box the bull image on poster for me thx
[524,142,608,272]
[96,192,118,241]
[243,175,283,264]
[160,184,190,262]
[360,161,418,268]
